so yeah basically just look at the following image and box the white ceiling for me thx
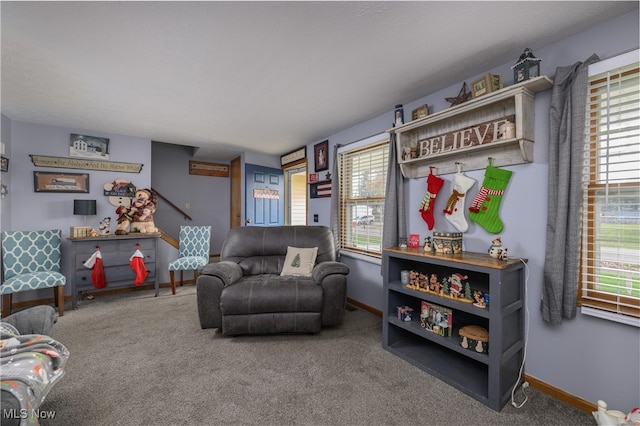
[2,1,637,161]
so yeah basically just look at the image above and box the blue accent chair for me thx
[1,230,66,317]
[168,226,211,295]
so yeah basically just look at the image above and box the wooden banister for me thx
[152,187,192,221]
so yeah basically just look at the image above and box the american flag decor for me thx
[310,180,332,198]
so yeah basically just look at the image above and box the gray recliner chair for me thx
[196,226,349,336]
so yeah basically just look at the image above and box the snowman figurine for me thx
[488,237,505,259]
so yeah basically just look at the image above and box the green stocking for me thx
[468,166,512,234]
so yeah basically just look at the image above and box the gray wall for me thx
[151,141,229,255]
[307,10,639,410]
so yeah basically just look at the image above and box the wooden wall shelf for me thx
[388,76,553,177]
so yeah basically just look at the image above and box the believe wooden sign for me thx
[418,115,515,157]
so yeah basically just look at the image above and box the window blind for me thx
[580,53,640,321]
[338,140,388,256]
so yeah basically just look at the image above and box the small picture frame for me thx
[69,133,110,160]
[471,74,492,98]
[412,105,429,121]
[471,73,503,99]
[34,171,90,193]
[314,140,329,172]
[0,157,8,172]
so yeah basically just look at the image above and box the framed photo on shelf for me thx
[314,140,329,172]
[412,105,429,121]
[0,156,8,172]
[471,73,503,99]
[33,171,90,193]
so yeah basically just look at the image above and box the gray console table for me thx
[68,233,161,308]
[382,247,526,411]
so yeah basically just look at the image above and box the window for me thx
[338,135,389,257]
[580,50,640,323]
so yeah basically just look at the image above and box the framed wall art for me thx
[34,171,90,193]
[69,133,110,160]
[471,73,503,99]
[280,146,306,167]
[0,156,8,172]
[314,140,329,172]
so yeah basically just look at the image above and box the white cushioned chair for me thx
[168,226,211,295]
[1,230,66,317]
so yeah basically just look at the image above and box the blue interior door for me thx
[245,163,284,226]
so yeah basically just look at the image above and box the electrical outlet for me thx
[185,203,191,209]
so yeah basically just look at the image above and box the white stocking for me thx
[443,172,476,232]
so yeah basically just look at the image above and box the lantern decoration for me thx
[511,48,541,84]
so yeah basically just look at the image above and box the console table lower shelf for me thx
[68,234,161,308]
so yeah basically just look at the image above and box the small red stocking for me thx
[83,247,106,289]
[419,170,445,230]
[130,244,148,285]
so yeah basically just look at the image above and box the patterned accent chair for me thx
[1,230,66,317]
[168,226,211,295]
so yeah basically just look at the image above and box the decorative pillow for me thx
[280,246,318,277]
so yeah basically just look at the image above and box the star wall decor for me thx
[445,82,472,107]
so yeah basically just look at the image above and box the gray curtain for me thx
[542,54,599,325]
[329,143,342,256]
[382,133,407,251]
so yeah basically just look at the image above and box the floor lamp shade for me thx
[74,200,97,216]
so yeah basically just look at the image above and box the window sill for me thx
[581,306,640,328]
[339,250,382,266]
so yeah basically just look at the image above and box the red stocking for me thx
[130,245,148,285]
[83,247,106,289]
[419,171,445,230]
[91,251,106,289]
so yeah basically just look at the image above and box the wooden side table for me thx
[68,233,161,308]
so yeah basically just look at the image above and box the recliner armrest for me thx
[312,261,350,283]
[200,261,243,286]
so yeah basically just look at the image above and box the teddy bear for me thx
[128,189,158,234]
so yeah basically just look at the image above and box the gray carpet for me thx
[41,286,594,425]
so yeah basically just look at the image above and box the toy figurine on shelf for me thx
[423,236,432,253]
[418,273,429,291]
[429,273,442,294]
[499,247,508,261]
[473,290,486,308]
[444,273,474,303]
[488,237,507,260]
[407,270,420,290]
